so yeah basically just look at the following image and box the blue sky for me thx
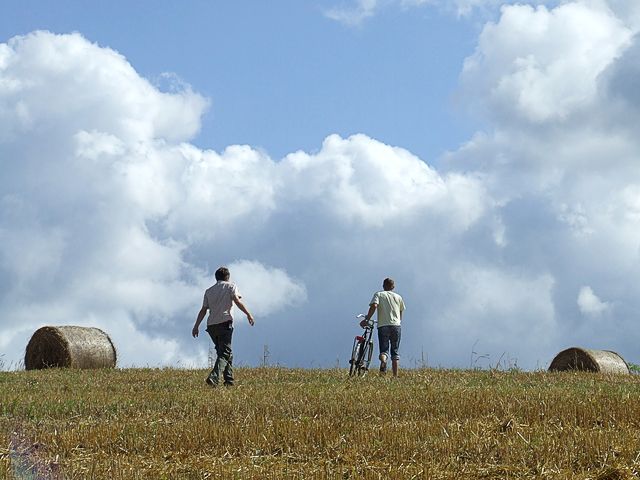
[2,1,477,161]
[2,0,640,371]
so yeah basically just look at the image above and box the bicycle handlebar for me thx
[356,313,375,328]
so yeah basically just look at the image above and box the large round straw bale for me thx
[25,326,117,370]
[549,347,629,374]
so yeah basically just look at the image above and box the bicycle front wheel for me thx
[349,340,362,376]
[356,341,371,377]
[365,341,374,369]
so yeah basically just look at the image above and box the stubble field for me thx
[1,367,640,479]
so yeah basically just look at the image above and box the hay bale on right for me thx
[549,347,629,374]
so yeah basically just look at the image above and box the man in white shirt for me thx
[362,278,405,377]
[192,266,254,386]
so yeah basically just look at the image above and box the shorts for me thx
[378,325,401,361]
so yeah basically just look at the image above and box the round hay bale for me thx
[25,326,117,370]
[549,347,629,374]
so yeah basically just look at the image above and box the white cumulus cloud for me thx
[228,260,308,318]
[577,286,610,316]
[327,0,555,24]
[0,31,307,368]
[461,2,633,123]
[325,0,381,26]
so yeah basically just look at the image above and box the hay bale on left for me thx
[24,326,117,370]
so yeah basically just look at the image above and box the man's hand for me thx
[193,306,207,338]
[364,304,377,326]
[234,294,255,326]
[360,319,368,328]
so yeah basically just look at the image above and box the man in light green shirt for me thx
[363,278,405,376]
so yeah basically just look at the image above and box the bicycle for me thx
[349,314,375,376]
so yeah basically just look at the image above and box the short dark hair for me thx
[383,278,395,291]
[215,267,230,281]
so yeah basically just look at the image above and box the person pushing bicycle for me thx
[361,277,405,376]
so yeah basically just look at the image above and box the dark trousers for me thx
[206,322,234,385]
[378,325,401,361]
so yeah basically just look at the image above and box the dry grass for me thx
[2,368,640,479]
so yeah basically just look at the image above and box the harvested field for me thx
[1,368,640,479]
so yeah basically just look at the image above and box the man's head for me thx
[215,267,231,282]
[383,278,395,291]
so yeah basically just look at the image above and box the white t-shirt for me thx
[203,281,239,325]
[370,290,405,327]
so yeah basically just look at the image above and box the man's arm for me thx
[360,303,377,327]
[365,303,377,321]
[233,295,255,326]
[192,306,207,338]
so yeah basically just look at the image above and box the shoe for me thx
[379,353,388,374]
[205,377,217,387]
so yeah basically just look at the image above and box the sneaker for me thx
[205,377,217,387]
[379,353,388,374]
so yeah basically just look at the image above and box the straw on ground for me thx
[1,368,640,479]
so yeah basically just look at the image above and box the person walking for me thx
[192,266,254,386]
[362,277,405,377]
